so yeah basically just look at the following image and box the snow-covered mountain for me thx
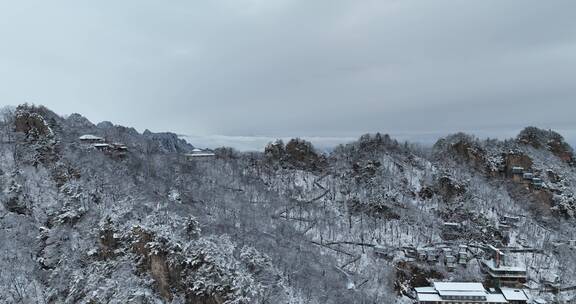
[1,104,575,303]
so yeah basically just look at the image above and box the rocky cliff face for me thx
[65,113,96,130]
[14,108,53,138]
[432,127,576,220]
[264,138,327,171]
[517,127,575,164]
[1,105,576,304]
[142,129,195,154]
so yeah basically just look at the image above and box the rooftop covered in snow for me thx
[416,282,509,303]
[433,282,485,293]
[79,134,104,141]
[185,149,216,158]
[500,288,529,301]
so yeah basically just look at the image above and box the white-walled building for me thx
[415,282,509,304]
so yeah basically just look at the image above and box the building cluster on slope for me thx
[511,166,543,189]
[80,134,219,161]
[406,210,541,304]
[414,244,536,303]
[412,243,470,272]
[79,134,128,157]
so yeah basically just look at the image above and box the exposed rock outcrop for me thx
[517,127,574,164]
[436,175,466,202]
[14,108,53,138]
[502,151,533,177]
[65,113,95,129]
[264,138,327,171]
[394,261,444,296]
[142,129,195,154]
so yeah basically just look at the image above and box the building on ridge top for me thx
[185,148,216,161]
[79,134,105,143]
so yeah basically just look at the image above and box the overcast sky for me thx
[1,0,575,150]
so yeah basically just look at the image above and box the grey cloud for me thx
[0,0,575,150]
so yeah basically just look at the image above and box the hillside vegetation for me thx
[1,104,575,303]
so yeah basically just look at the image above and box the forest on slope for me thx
[1,104,576,303]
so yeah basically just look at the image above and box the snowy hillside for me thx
[1,104,575,303]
